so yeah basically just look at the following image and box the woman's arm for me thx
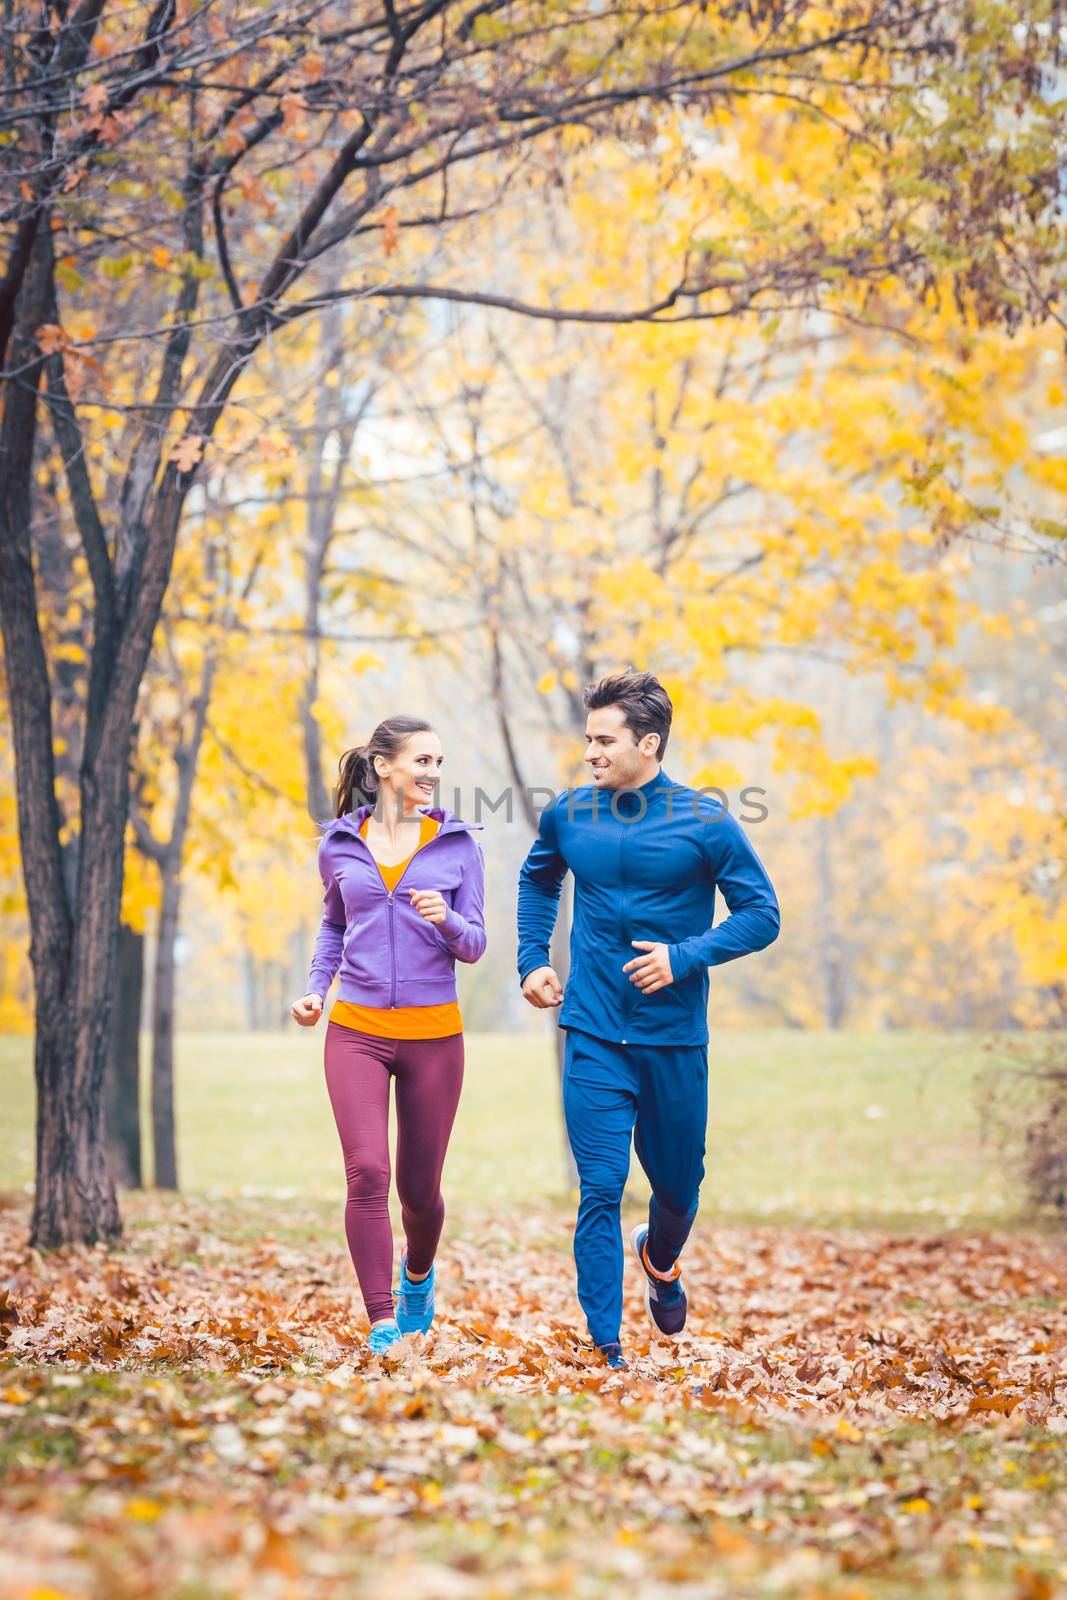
[306,848,347,999]
[437,838,487,964]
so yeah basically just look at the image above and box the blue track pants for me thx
[561,1026,708,1347]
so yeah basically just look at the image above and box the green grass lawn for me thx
[0,1029,1033,1227]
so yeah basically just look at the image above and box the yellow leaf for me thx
[125,1497,162,1522]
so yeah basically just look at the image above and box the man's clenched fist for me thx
[521,966,564,1009]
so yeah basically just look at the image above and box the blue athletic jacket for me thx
[516,767,780,1046]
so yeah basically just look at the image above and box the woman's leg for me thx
[393,1033,465,1275]
[323,1022,396,1325]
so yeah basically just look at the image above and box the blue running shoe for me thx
[395,1254,435,1335]
[597,1341,628,1370]
[368,1318,403,1356]
[630,1223,687,1337]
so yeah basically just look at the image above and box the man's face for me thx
[583,705,655,790]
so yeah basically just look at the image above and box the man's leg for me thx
[561,1028,638,1348]
[633,1043,708,1274]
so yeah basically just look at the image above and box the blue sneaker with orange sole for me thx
[395,1253,435,1335]
[630,1223,687,1337]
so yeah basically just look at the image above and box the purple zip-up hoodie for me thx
[306,804,487,1007]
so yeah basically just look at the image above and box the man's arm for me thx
[516,794,569,986]
[666,807,780,983]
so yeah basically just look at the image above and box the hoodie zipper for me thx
[389,833,441,1010]
[386,892,395,1007]
[618,780,663,1043]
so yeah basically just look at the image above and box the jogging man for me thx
[517,670,780,1368]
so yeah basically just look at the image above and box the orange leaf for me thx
[35,323,68,356]
[381,206,400,257]
[171,435,204,473]
[255,1526,299,1576]
[280,92,308,139]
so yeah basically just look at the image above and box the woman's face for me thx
[376,731,444,814]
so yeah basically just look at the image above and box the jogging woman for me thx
[291,716,487,1356]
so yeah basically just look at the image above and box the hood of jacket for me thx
[317,804,484,841]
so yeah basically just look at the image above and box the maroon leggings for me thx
[324,1021,465,1325]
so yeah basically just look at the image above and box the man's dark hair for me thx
[582,670,673,762]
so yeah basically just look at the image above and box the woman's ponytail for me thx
[335,745,378,816]
[334,715,434,817]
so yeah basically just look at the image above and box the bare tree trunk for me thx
[1,213,200,1244]
[31,775,129,1247]
[151,863,181,1189]
[244,948,259,1030]
[33,1009,121,1247]
[0,226,126,1246]
[0,228,117,1248]
[104,923,144,1188]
